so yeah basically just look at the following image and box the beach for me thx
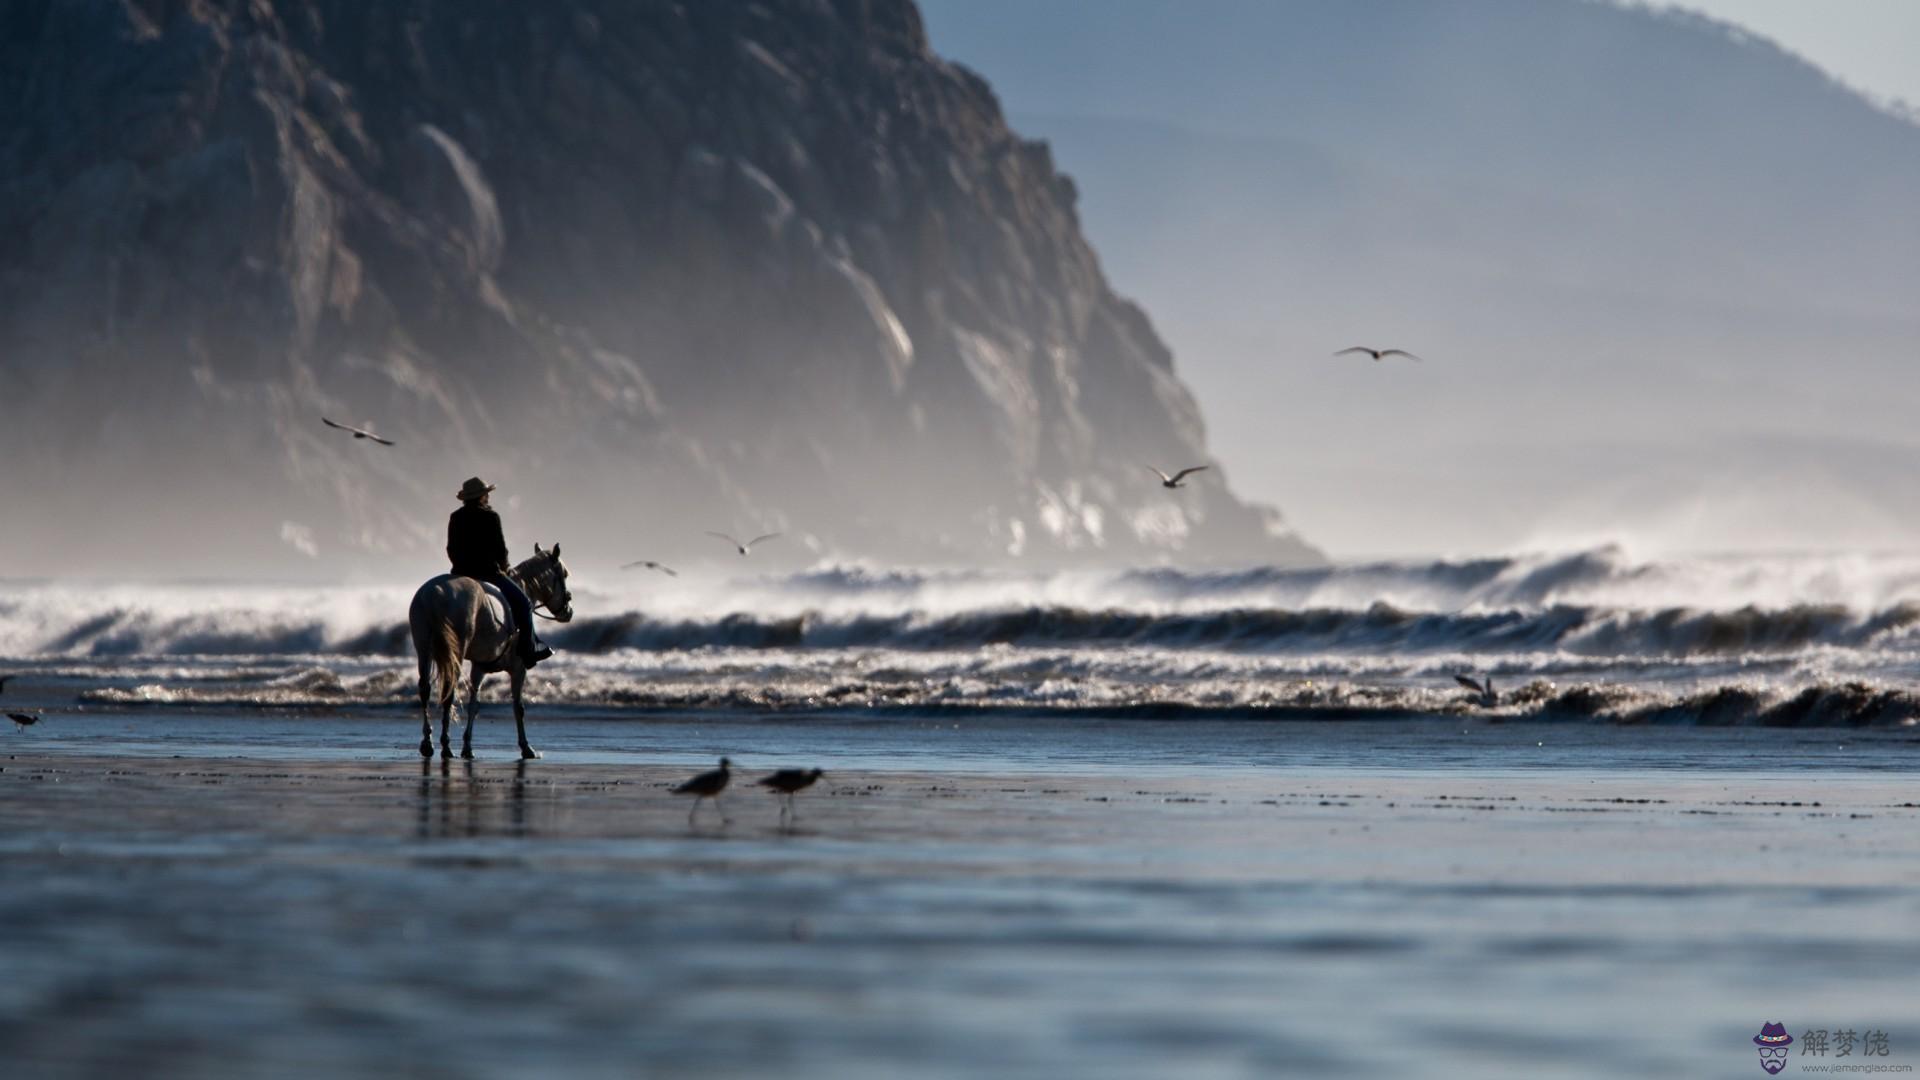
[4,718,1918,1079]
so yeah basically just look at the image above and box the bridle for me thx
[513,555,573,623]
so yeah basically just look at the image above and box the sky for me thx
[917,0,1920,560]
[1674,0,1920,109]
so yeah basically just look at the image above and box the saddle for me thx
[447,573,514,639]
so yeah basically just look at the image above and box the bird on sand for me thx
[621,560,679,577]
[9,712,38,731]
[1454,674,1498,707]
[1148,465,1209,489]
[321,417,395,446]
[758,767,824,821]
[706,532,781,556]
[1335,347,1423,363]
[673,757,732,824]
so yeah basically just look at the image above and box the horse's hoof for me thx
[519,746,542,761]
[419,741,433,758]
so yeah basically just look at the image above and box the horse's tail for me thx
[432,619,461,708]
[409,580,465,712]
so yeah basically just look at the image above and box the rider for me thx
[447,477,552,667]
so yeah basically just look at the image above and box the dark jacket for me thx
[447,503,509,578]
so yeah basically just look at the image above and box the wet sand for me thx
[2,748,1918,1078]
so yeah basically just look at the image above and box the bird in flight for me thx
[1335,347,1423,363]
[1148,465,1209,489]
[621,560,679,577]
[707,531,781,556]
[9,712,38,731]
[1453,674,1498,707]
[321,417,395,446]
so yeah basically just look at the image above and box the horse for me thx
[408,543,574,761]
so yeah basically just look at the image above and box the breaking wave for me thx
[9,597,1920,660]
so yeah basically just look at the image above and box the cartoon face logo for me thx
[1754,1022,1794,1074]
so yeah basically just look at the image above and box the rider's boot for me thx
[520,630,553,667]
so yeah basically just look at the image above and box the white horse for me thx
[409,543,574,760]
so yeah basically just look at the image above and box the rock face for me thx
[0,0,1319,575]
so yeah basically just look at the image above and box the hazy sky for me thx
[918,1,1920,560]
[1675,1,1920,108]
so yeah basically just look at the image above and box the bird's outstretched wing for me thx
[1147,466,1174,483]
[745,533,782,549]
[705,531,741,547]
[322,417,395,446]
[1334,347,1377,359]
[1453,674,1486,695]
[1379,349,1423,362]
[622,560,679,576]
[1170,466,1210,484]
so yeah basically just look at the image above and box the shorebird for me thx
[758,767,824,822]
[621,560,679,577]
[9,712,38,731]
[673,757,732,824]
[1335,347,1423,363]
[321,417,395,446]
[1454,674,1498,707]
[1148,465,1209,489]
[706,532,780,556]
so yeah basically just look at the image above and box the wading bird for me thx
[674,757,733,824]
[706,532,781,556]
[758,767,824,822]
[9,712,38,731]
[1335,347,1423,363]
[321,417,395,446]
[621,560,678,577]
[1454,674,1498,707]
[1149,465,1209,489]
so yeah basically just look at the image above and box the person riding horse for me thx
[447,477,552,667]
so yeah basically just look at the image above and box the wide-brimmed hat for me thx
[457,477,496,502]
[1754,1023,1793,1047]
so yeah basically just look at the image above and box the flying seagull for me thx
[758,767,824,822]
[621,560,679,577]
[9,712,38,731]
[673,757,733,824]
[1454,674,1498,707]
[1148,465,1209,489]
[706,531,781,556]
[321,417,395,446]
[1335,347,1423,363]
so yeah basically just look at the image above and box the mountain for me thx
[0,0,1319,577]
[919,0,1920,556]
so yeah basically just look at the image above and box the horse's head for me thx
[522,542,574,623]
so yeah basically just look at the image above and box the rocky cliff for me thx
[0,0,1319,575]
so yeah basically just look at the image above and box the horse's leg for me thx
[417,651,434,758]
[439,664,458,760]
[511,663,540,760]
[462,672,485,760]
